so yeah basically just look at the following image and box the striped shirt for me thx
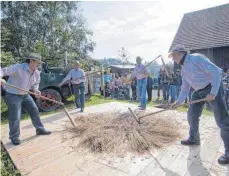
[0,63,40,95]
[177,53,222,104]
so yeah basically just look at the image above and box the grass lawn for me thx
[0,94,213,176]
[1,142,21,176]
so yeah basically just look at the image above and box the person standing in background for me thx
[59,61,86,112]
[157,69,163,99]
[169,73,177,103]
[147,75,154,102]
[132,56,149,110]
[175,69,182,99]
[161,71,170,101]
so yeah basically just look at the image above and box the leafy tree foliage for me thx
[1,1,96,67]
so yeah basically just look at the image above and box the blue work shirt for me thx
[177,53,222,104]
[61,68,85,85]
[0,63,40,95]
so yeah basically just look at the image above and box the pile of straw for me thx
[63,111,181,155]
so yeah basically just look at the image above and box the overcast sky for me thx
[81,0,229,63]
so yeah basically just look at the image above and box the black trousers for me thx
[147,87,153,101]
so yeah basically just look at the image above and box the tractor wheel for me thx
[36,89,62,112]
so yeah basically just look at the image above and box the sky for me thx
[81,0,229,63]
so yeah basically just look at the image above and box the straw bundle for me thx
[63,111,181,155]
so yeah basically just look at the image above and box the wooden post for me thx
[101,65,105,98]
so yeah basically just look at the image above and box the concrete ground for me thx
[1,102,229,176]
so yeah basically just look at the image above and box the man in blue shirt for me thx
[170,44,229,165]
[0,53,51,145]
[59,61,86,112]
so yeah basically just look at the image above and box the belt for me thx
[198,84,211,91]
[138,78,147,80]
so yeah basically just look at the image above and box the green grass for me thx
[1,142,21,176]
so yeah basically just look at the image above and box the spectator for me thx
[185,87,194,103]
[161,71,170,101]
[175,69,182,98]
[169,73,177,103]
[157,69,163,99]
[147,75,154,102]
[104,71,112,84]
[131,77,137,100]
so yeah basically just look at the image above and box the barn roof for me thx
[169,4,229,51]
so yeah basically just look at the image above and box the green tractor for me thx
[36,62,90,112]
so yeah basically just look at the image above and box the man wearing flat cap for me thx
[59,60,86,112]
[0,53,51,145]
[170,44,229,165]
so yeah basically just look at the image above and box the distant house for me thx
[110,65,135,75]
[169,4,229,72]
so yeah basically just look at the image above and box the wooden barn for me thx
[169,4,229,72]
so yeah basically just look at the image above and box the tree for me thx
[118,47,130,65]
[1,1,95,67]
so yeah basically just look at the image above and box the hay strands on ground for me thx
[63,111,181,155]
[128,98,208,124]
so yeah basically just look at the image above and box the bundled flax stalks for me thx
[63,111,181,155]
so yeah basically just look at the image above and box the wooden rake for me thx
[128,98,208,124]
[3,82,76,127]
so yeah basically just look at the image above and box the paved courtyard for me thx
[1,102,229,176]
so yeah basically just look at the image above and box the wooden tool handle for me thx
[161,57,169,76]
[139,97,208,119]
[127,55,162,84]
[3,82,64,106]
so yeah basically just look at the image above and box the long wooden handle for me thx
[126,55,162,84]
[132,55,162,78]
[3,82,64,106]
[139,97,208,119]
[3,82,77,126]
[161,57,169,76]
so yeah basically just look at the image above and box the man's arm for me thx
[0,64,21,78]
[0,64,21,86]
[176,75,191,105]
[59,70,72,86]
[195,55,222,96]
